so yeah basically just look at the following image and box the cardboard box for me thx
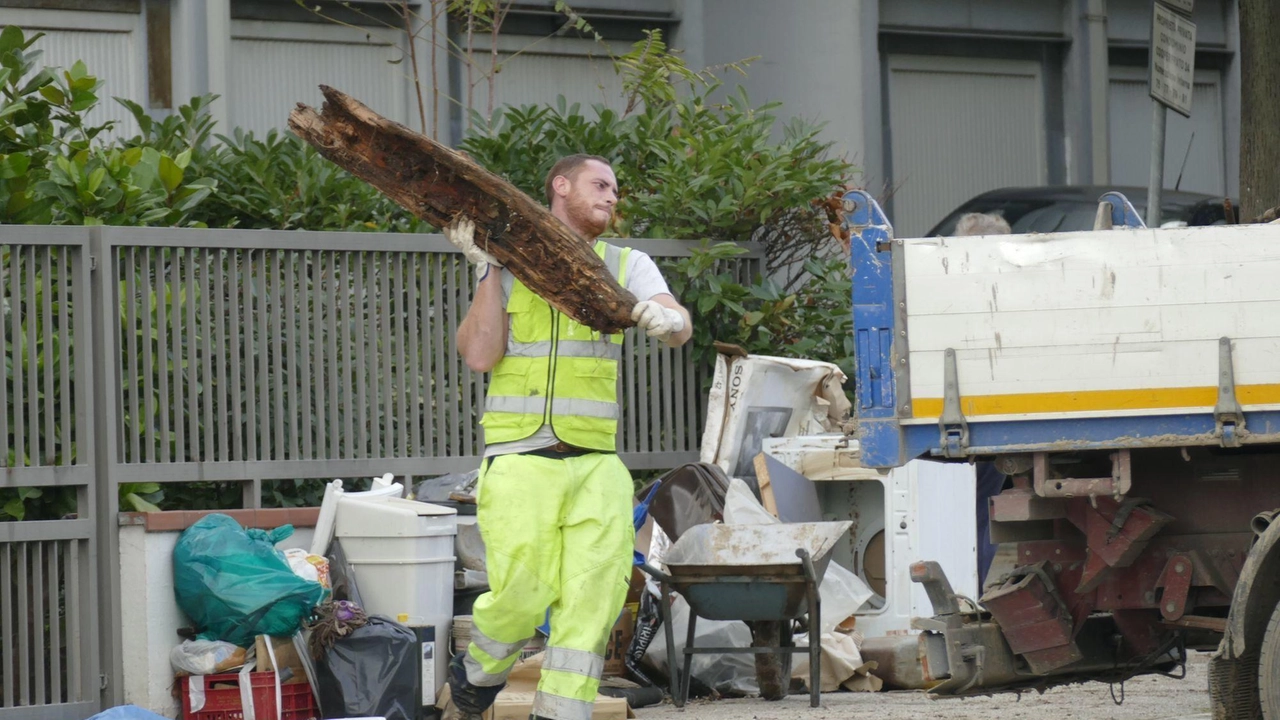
[254,635,308,685]
[602,606,634,678]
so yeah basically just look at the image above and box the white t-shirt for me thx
[483,246,672,457]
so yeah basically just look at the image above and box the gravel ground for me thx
[633,651,1213,720]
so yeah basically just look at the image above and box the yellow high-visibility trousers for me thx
[464,451,634,720]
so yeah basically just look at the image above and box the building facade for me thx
[0,0,1239,237]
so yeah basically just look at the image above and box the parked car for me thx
[926,185,1232,236]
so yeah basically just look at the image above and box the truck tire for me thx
[1261,602,1280,719]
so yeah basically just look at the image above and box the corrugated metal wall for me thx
[20,25,141,136]
[228,20,411,137]
[1108,67,1227,197]
[886,55,1047,238]
[480,49,625,114]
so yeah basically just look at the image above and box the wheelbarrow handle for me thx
[637,562,675,584]
[795,548,818,583]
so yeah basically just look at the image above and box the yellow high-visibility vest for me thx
[481,242,631,451]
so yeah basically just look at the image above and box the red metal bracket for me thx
[1157,553,1194,621]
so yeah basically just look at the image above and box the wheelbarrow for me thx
[640,520,853,708]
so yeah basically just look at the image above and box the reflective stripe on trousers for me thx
[465,452,634,714]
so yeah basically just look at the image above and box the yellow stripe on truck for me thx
[911,383,1280,419]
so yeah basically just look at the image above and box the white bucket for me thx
[334,496,457,698]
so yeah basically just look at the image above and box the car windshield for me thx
[927,194,1226,236]
[930,199,1102,236]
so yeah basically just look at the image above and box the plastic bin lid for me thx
[334,496,457,538]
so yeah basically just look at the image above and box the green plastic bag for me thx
[173,513,328,647]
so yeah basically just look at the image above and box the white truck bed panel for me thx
[902,225,1280,421]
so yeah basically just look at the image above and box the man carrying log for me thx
[447,154,692,720]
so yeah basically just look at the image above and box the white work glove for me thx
[443,217,502,278]
[631,300,685,342]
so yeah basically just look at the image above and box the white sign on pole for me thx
[1150,2,1196,117]
[1160,0,1195,15]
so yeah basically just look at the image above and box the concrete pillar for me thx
[1064,0,1111,185]
[171,0,229,131]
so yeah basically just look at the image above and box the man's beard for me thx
[566,193,609,238]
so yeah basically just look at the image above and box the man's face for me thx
[560,160,617,238]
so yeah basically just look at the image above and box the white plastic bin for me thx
[334,496,457,699]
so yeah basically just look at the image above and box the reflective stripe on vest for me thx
[481,242,630,451]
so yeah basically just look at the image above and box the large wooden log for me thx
[288,85,638,334]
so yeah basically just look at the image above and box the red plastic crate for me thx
[180,671,318,720]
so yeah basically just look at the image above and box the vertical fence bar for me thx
[0,246,8,468]
[353,254,368,459]
[392,254,408,457]
[327,253,340,459]
[170,250,185,461]
[155,249,171,462]
[241,251,256,461]
[41,249,55,465]
[432,258,448,455]
[185,248,199,461]
[200,250,215,462]
[58,249,73,465]
[215,250,230,461]
[32,543,45,703]
[25,247,38,466]
[683,344,698,452]
[257,251,271,462]
[379,254,394,458]
[661,346,675,453]
[49,541,62,704]
[447,260,465,455]
[407,255,423,457]
[286,251,301,461]
[271,251,286,461]
[2,543,12,706]
[17,544,30,705]
[340,254,355,459]
[9,248,22,467]
[623,333,638,454]
[635,336,650,454]
[647,340,662,453]
[66,539,80,701]
[673,344,687,452]
[133,248,149,463]
[302,252,316,459]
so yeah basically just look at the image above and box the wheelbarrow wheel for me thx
[749,620,792,701]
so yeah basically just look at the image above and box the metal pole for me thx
[1146,100,1168,228]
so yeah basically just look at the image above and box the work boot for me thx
[445,652,504,719]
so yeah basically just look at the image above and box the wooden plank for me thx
[257,251,272,460]
[379,253,394,457]
[326,252,341,459]
[25,247,37,465]
[48,541,61,703]
[301,251,316,460]
[128,248,145,463]
[186,248,199,460]
[406,254,423,456]
[288,86,638,334]
[286,251,300,461]
[431,258,447,455]
[214,251,230,461]
[751,453,780,519]
[0,248,8,467]
[7,248,21,466]
[272,251,286,460]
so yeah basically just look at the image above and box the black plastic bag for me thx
[315,615,419,720]
[625,588,663,686]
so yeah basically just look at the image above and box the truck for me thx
[842,189,1280,718]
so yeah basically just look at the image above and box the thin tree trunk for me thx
[289,86,638,333]
[401,0,427,135]
[430,0,439,139]
[1239,0,1280,221]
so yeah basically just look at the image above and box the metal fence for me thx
[0,225,761,717]
[1,229,99,720]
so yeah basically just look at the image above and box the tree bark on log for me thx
[288,85,638,334]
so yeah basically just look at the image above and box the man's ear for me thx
[552,174,571,198]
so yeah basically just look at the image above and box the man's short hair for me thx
[544,154,612,205]
[954,212,1012,236]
